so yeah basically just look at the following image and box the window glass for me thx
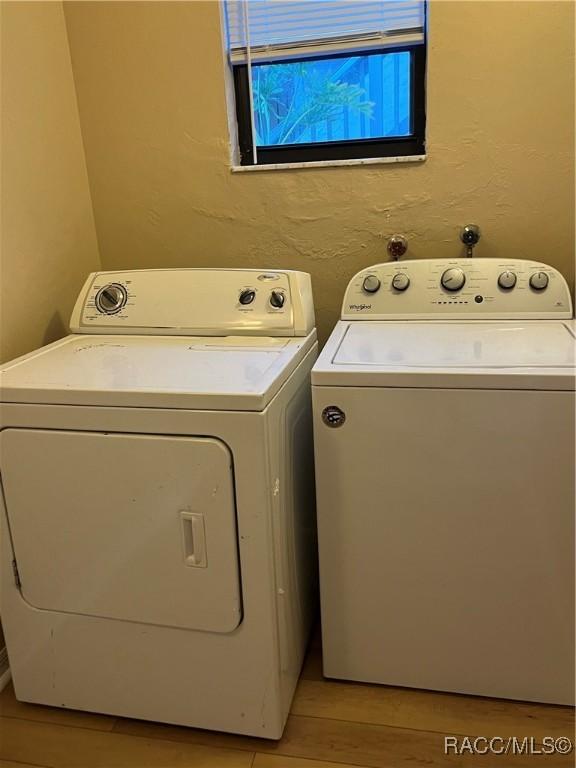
[252,52,411,147]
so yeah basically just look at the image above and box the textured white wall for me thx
[1,1,101,363]
[64,0,574,342]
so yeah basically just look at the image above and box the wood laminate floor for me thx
[0,629,573,768]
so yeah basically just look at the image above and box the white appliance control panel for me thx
[70,269,315,336]
[342,259,573,320]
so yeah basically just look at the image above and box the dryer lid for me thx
[333,322,576,369]
[0,332,316,411]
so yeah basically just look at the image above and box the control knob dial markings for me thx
[441,268,466,292]
[95,283,128,314]
[529,271,549,291]
[270,290,285,308]
[391,273,410,292]
[239,289,256,305]
[498,271,517,290]
[362,274,381,294]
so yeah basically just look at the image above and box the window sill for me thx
[230,154,426,173]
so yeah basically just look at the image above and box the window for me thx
[224,1,426,166]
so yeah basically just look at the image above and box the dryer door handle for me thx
[180,511,207,568]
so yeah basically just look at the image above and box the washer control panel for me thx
[70,269,315,336]
[342,259,573,320]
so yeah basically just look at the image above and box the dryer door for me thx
[1,430,242,633]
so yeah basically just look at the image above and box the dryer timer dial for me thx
[95,284,128,314]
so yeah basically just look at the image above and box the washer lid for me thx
[334,322,575,368]
[312,321,575,391]
[0,332,316,411]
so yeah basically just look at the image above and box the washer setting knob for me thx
[391,273,410,292]
[529,271,549,291]
[498,271,517,290]
[270,290,285,309]
[239,289,256,305]
[362,274,381,294]
[95,283,127,314]
[441,267,466,292]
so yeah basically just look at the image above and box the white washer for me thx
[0,268,317,738]
[312,258,575,705]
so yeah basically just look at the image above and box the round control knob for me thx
[239,289,256,305]
[391,273,410,292]
[95,283,127,314]
[270,290,285,309]
[529,271,549,291]
[498,271,517,290]
[362,274,381,294]
[441,267,466,292]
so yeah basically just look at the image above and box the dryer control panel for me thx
[70,269,315,337]
[342,259,573,320]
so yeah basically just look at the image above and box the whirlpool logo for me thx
[348,303,371,311]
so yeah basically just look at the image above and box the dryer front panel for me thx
[1,430,241,633]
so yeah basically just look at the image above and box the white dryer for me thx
[0,268,317,738]
[312,258,575,705]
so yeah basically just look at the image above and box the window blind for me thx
[225,0,426,63]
